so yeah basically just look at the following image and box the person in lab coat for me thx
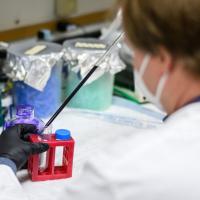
[1,0,200,199]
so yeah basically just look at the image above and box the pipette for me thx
[44,32,124,129]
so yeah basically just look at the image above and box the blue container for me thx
[13,65,61,118]
[8,41,63,118]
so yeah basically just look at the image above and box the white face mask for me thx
[134,54,168,110]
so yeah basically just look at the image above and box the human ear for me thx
[156,47,174,73]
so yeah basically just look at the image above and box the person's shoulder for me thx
[85,115,199,175]
[79,104,200,199]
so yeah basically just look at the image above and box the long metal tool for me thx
[45,32,124,128]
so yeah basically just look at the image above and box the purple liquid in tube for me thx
[4,105,45,133]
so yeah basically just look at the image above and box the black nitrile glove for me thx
[0,124,49,170]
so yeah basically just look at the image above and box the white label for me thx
[75,42,106,49]
[25,45,47,55]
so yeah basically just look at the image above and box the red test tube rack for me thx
[28,129,75,181]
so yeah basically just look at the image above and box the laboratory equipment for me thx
[64,69,114,110]
[4,41,63,118]
[28,129,74,181]
[45,32,124,128]
[4,105,45,133]
[0,43,9,126]
[63,38,119,110]
[0,93,3,126]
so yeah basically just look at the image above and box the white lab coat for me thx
[1,102,200,200]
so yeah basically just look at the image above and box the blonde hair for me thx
[119,0,200,76]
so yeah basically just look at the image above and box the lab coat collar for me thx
[163,96,200,122]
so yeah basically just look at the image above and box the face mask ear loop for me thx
[155,72,169,101]
[139,54,151,77]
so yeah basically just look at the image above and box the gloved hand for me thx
[0,124,49,170]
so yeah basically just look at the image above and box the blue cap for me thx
[55,129,71,140]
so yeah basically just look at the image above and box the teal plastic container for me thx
[64,72,114,110]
